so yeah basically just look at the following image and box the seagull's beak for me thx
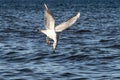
[52,50,56,53]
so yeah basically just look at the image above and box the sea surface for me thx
[0,0,120,80]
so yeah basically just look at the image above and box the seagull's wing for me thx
[55,12,80,32]
[44,4,55,30]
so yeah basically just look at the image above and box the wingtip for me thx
[77,12,80,18]
[44,3,48,10]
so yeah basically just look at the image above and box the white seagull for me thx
[38,4,80,51]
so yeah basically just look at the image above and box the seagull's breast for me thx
[46,30,56,39]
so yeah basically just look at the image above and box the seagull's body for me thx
[38,4,80,51]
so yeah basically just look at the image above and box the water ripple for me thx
[0,1,120,80]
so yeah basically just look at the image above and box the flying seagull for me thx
[38,4,80,51]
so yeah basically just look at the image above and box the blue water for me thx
[0,0,120,80]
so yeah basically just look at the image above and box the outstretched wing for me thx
[44,4,55,30]
[55,12,80,32]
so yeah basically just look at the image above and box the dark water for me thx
[0,0,120,80]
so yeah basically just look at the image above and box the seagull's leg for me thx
[46,36,50,46]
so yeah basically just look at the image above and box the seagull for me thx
[38,4,80,51]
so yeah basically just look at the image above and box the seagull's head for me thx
[37,28,41,32]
